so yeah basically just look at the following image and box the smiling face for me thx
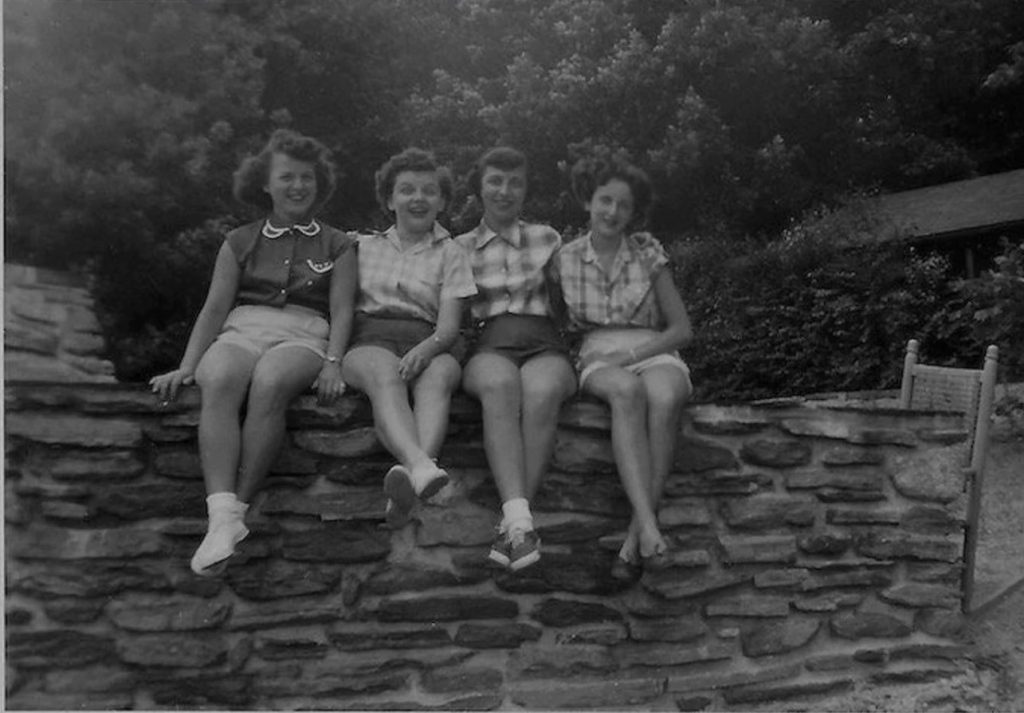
[264,152,317,223]
[586,178,635,241]
[388,170,444,237]
[480,165,527,229]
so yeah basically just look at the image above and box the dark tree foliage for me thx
[5,0,1023,388]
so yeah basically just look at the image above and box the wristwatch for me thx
[324,354,341,365]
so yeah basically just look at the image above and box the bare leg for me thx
[520,353,577,499]
[412,353,462,460]
[641,365,692,508]
[582,366,666,558]
[236,346,324,502]
[342,346,434,473]
[463,352,527,503]
[194,342,259,495]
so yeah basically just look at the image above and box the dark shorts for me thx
[468,314,571,368]
[348,314,434,358]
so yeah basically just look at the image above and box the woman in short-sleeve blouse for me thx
[556,156,694,580]
[342,147,477,529]
[454,147,577,573]
[151,130,357,576]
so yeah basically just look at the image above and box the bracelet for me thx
[324,354,341,365]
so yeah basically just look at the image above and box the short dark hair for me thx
[374,147,453,215]
[570,156,654,228]
[467,146,528,199]
[232,129,338,212]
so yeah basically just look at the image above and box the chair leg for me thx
[961,467,984,613]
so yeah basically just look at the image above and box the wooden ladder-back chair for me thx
[899,338,999,612]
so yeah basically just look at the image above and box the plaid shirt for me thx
[227,218,354,318]
[454,220,562,322]
[355,223,477,323]
[556,231,670,332]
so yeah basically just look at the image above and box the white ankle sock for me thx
[502,498,533,533]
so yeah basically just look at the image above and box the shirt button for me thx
[306,280,313,286]
[280,288,286,294]
[284,258,290,265]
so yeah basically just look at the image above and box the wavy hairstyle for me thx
[374,147,453,215]
[232,129,338,212]
[570,155,654,229]
[467,146,528,199]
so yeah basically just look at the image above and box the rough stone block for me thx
[705,595,791,618]
[675,436,741,473]
[889,446,967,503]
[900,506,962,534]
[10,525,164,560]
[282,522,391,563]
[552,432,616,473]
[421,666,504,694]
[616,640,733,668]
[43,598,108,624]
[510,643,617,678]
[293,427,384,457]
[494,550,630,596]
[255,629,329,660]
[5,691,133,711]
[723,677,854,705]
[826,506,902,526]
[786,469,884,493]
[147,674,255,707]
[115,633,227,667]
[154,448,202,479]
[618,589,700,618]
[643,570,749,600]
[107,594,231,631]
[799,566,894,591]
[753,568,809,589]
[509,676,663,709]
[7,630,116,669]
[914,608,967,637]
[377,596,518,623]
[658,499,712,527]
[821,446,885,467]
[5,414,143,448]
[830,611,913,639]
[230,602,342,631]
[417,501,496,547]
[664,471,773,497]
[43,665,136,693]
[23,448,144,481]
[666,661,803,692]
[721,495,816,530]
[454,622,542,649]
[739,438,812,468]
[253,668,410,698]
[627,615,706,642]
[880,582,959,609]
[740,616,821,657]
[329,624,452,650]
[94,482,206,519]
[855,531,960,563]
[536,515,625,544]
[793,592,863,612]
[556,624,628,646]
[226,560,341,600]
[797,530,853,555]
[531,598,621,627]
[719,534,797,564]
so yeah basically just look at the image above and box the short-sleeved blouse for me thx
[454,219,562,322]
[227,218,354,318]
[354,223,477,323]
[556,231,670,332]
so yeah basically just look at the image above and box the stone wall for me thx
[4,264,115,383]
[4,383,973,710]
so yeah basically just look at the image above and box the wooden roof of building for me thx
[875,168,1024,241]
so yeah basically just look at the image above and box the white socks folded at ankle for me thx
[501,497,533,535]
[190,492,249,575]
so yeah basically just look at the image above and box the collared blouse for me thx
[227,218,354,318]
[354,223,477,323]
[556,230,671,332]
[454,220,562,322]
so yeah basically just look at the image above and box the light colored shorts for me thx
[215,304,329,359]
[577,328,693,393]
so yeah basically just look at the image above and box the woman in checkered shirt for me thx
[341,148,478,529]
[557,156,695,580]
[455,147,578,573]
[150,130,357,576]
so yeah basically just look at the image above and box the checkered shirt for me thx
[354,223,477,322]
[454,220,562,322]
[556,231,671,332]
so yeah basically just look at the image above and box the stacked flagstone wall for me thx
[5,382,973,710]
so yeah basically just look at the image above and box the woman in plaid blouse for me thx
[557,156,694,579]
[455,147,578,572]
[341,148,477,528]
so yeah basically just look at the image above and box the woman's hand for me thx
[314,362,346,404]
[149,368,194,402]
[398,343,433,382]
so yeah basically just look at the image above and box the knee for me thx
[607,376,646,411]
[418,357,461,394]
[523,375,573,412]
[195,361,246,401]
[647,377,691,416]
[472,368,520,402]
